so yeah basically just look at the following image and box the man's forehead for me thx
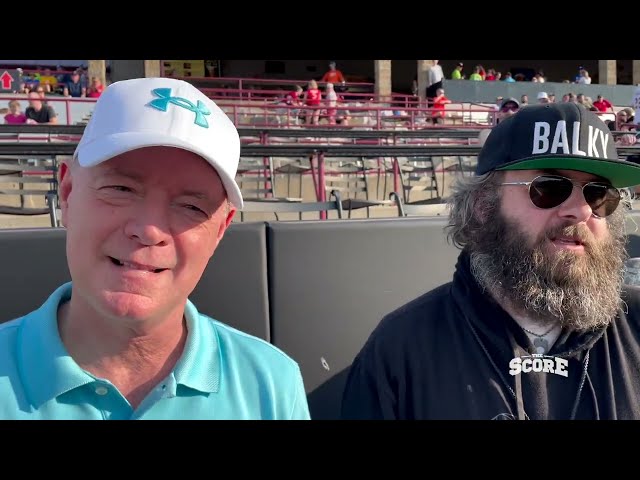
[86,149,224,193]
[98,163,144,179]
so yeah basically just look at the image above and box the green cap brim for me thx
[496,157,640,188]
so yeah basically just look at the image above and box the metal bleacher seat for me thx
[240,190,344,221]
[323,157,392,218]
[390,191,447,217]
[398,157,440,203]
[0,157,60,227]
[236,156,302,201]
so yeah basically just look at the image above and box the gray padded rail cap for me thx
[190,221,270,341]
[0,223,271,342]
[267,217,461,419]
[0,228,71,323]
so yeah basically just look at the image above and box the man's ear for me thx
[58,161,73,226]
[473,172,503,224]
[216,205,236,243]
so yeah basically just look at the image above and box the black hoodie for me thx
[341,251,640,419]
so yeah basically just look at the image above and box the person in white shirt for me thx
[577,69,592,84]
[426,60,444,107]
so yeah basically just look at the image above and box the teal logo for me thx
[147,88,211,128]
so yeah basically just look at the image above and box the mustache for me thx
[540,222,595,247]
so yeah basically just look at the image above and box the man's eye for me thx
[106,185,132,192]
[184,204,206,215]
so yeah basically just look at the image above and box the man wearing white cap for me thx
[537,92,550,104]
[0,78,311,419]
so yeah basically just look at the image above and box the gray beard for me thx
[468,208,627,332]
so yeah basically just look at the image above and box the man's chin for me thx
[99,290,161,321]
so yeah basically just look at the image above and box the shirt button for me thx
[95,386,108,396]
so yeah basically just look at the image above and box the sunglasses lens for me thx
[529,176,573,209]
[583,184,621,217]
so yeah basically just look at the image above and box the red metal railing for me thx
[0,94,96,126]
[216,101,498,130]
[198,87,420,108]
[160,73,375,90]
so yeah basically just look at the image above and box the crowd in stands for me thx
[20,67,105,98]
[0,66,106,125]
[274,62,354,126]
[446,63,592,85]
[478,90,637,148]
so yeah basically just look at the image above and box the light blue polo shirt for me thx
[0,283,310,420]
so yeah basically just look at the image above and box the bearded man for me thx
[341,103,640,420]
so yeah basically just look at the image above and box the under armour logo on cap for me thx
[147,87,211,128]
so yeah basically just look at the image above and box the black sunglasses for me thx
[500,174,622,218]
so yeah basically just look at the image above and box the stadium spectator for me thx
[25,92,57,124]
[593,95,613,113]
[503,72,515,83]
[325,83,338,125]
[63,71,87,98]
[304,79,322,125]
[577,69,592,84]
[478,97,520,146]
[290,85,304,103]
[426,60,444,107]
[520,94,529,106]
[38,69,58,93]
[537,92,550,104]
[87,77,105,98]
[431,88,451,125]
[321,62,345,85]
[451,63,464,80]
[469,66,483,81]
[576,93,595,110]
[4,100,27,124]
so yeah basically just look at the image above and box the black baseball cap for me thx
[477,102,640,188]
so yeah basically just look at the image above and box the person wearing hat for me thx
[342,102,640,419]
[478,98,520,146]
[451,63,464,80]
[0,78,310,420]
[537,91,550,104]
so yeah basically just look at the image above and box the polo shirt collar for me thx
[18,283,221,409]
[173,299,221,394]
[18,283,95,408]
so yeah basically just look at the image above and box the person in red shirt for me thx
[87,77,105,98]
[321,62,345,85]
[304,79,322,125]
[431,88,451,124]
[289,85,304,103]
[592,95,613,113]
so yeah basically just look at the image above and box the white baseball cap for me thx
[537,91,549,100]
[73,77,243,209]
